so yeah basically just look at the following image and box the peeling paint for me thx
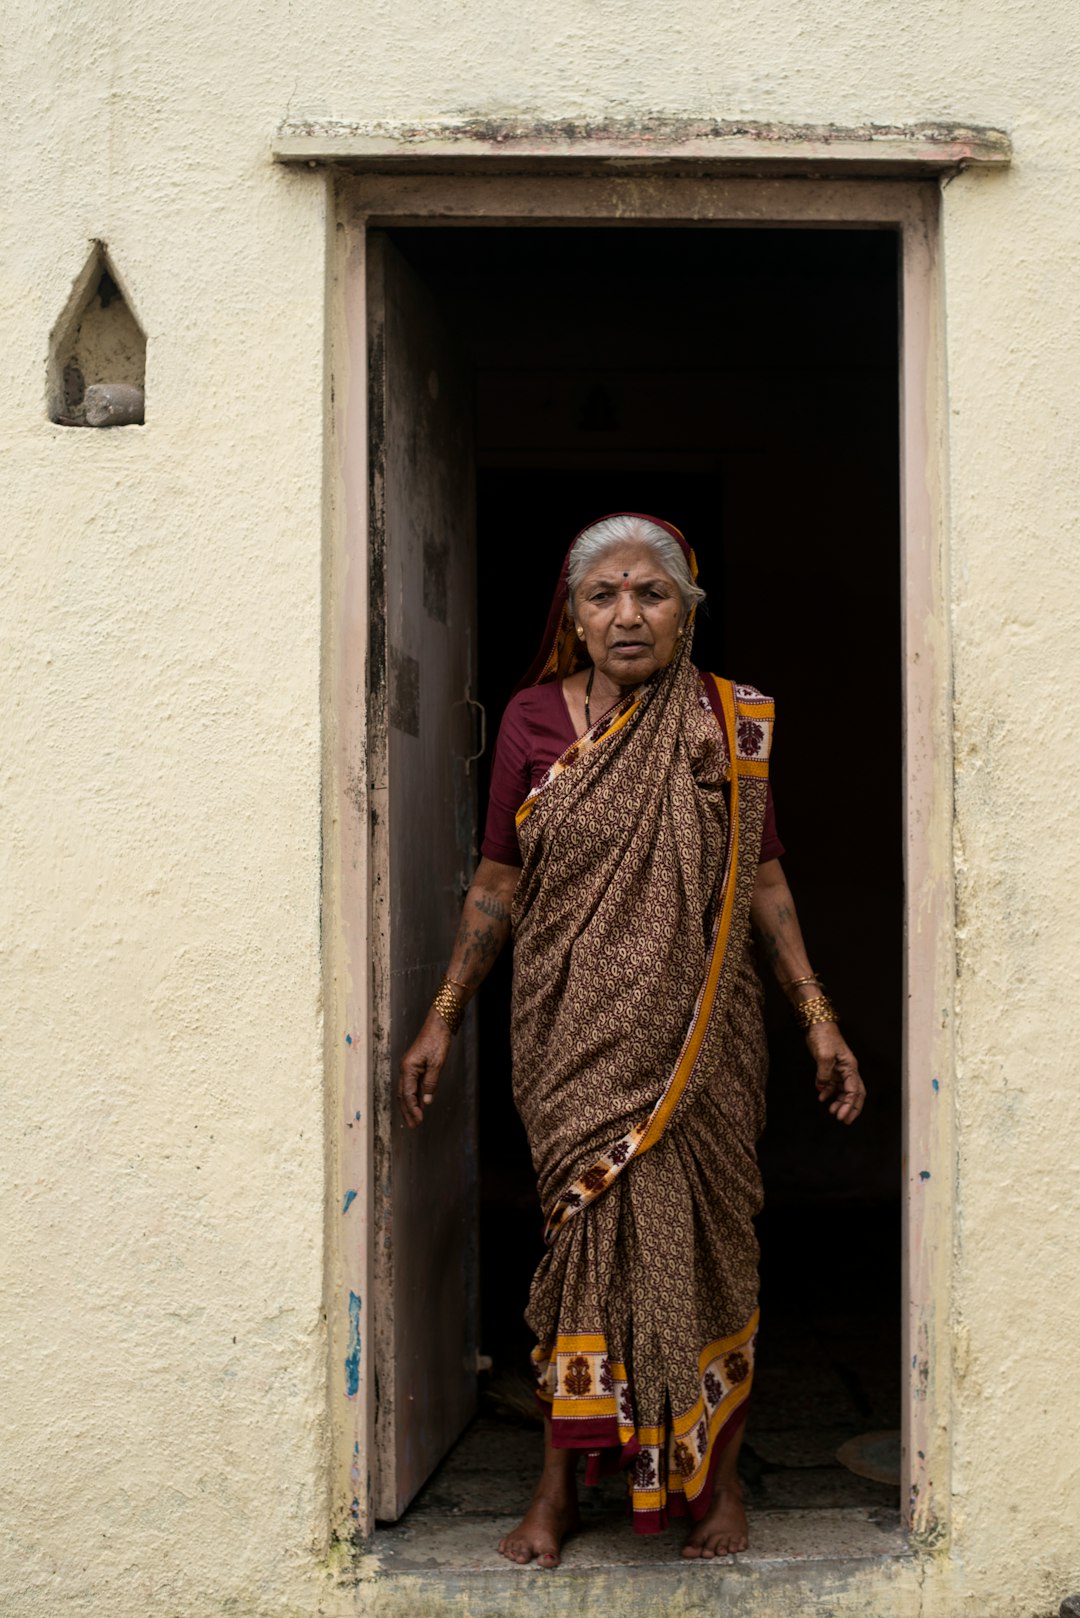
[345,1291,362,1398]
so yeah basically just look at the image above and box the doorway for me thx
[369,222,904,1545]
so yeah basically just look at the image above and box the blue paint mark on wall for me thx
[932,1078,940,1093]
[919,1170,931,1181]
[342,1189,357,1215]
[345,1033,352,1045]
[355,1110,361,1121]
[345,1292,361,1397]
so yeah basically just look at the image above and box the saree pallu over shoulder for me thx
[510,642,774,1532]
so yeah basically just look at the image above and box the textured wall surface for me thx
[2,0,1078,1614]
[946,150,1080,1602]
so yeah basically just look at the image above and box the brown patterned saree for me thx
[512,633,773,1533]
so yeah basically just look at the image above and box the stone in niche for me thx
[48,242,146,425]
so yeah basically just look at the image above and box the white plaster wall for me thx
[0,9,330,1614]
[2,1,1078,1615]
[945,152,1080,1607]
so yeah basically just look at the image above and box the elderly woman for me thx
[399,513,865,1567]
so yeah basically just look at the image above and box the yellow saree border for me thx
[534,1310,759,1522]
[540,677,772,1245]
[532,1335,631,1425]
[636,1310,758,1517]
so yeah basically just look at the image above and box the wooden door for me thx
[367,233,480,1520]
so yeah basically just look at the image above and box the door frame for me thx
[322,172,954,1545]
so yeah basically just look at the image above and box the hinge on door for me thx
[455,681,486,898]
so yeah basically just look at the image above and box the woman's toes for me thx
[686,1532,739,1559]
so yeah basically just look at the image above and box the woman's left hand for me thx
[805,1024,866,1125]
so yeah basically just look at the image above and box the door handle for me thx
[464,695,486,776]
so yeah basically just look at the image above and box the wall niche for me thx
[48,243,146,426]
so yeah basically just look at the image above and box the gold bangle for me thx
[793,993,839,1031]
[432,977,466,1035]
[784,973,824,991]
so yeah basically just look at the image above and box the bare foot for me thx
[498,1488,580,1568]
[681,1481,749,1559]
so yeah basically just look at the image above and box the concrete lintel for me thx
[273,117,1011,177]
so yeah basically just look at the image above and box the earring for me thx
[576,625,585,640]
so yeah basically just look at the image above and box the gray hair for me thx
[566,514,706,617]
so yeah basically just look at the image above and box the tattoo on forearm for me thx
[475,892,510,922]
[460,920,505,973]
[762,931,781,968]
[447,888,512,991]
[776,902,792,925]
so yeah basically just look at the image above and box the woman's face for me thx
[574,541,686,688]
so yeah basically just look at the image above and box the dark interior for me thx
[388,224,902,1492]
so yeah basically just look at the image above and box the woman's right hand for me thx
[396,858,518,1128]
[398,1010,453,1128]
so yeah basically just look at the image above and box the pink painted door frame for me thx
[323,172,954,1544]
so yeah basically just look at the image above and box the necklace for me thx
[584,667,619,730]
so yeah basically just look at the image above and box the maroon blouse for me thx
[481,678,784,868]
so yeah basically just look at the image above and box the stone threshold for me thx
[333,1509,915,1618]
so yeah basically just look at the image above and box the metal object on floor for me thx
[835,1430,901,1486]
